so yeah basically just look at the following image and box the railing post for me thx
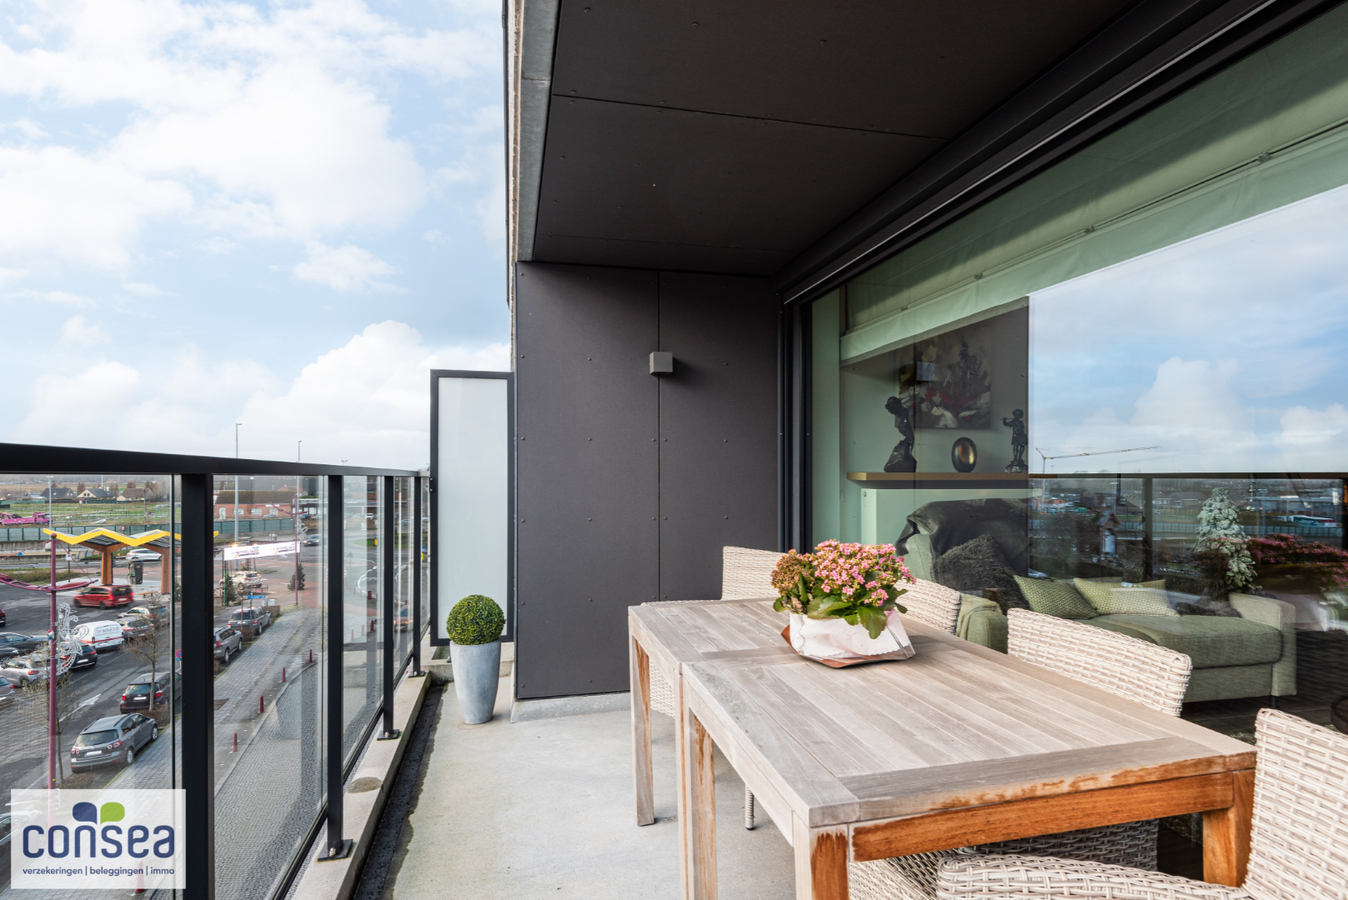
[319,474,353,861]
[1143,476,1155,581]
[410,476,425,677]
[180,473,215,900]
[379,475,399,739]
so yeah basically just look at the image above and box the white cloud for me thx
[0,267,26,284]
[0,145,191,270]
[237,322,508,466]
[434,134,505,252]
[0,0,499,270]
[1,119,49,139]
[60,314,109,346]
[9,321,508,469]
[122,281,171,296]
[1275,403,1348,469]
[9,288,98,307]
[293,242,398,292]
[1041,357,1260,472]
[197,237,235,254]
[19,361,141,438]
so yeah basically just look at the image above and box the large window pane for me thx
[395,477,413,670]
[818,6,1348,878]
[0,472,179,898]
[342,476,380,764]
[213,473,326,900]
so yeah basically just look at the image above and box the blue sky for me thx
[1031,183,1348,474]
[0,0,508,468]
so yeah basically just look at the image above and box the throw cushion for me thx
[1013,575,1097,619]
[934,535,1029,611]
[1090,614,1283,668]
[1104,587,1179,617]
[1073,579,1180,617]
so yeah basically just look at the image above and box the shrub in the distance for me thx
[446,595,504,645]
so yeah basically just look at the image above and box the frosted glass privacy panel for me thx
[436,375,510,638]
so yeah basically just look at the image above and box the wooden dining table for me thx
[636,599,1258,900]
[629,597,791,829]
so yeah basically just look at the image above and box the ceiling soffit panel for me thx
[549,0,1136,136]
[526,0,1140,272]
[533,98,940,264]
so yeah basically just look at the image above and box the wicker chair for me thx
[899,579,961,635]
[850,608,1194,900]
[936,707,1348,900]
[646,545,783,829]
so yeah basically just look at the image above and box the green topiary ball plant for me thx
[446,595,505,645]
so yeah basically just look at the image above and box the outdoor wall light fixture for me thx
[649,352,674,375]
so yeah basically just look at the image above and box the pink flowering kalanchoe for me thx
[771,540,913,639]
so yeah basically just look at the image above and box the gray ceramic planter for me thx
[449,640,501,724]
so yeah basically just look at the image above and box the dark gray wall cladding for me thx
[514,262,659,699]
[514,263,781,698]
[657,273,779,602]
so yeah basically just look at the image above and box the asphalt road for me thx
[0,580,174,795]
[0,545,319,789]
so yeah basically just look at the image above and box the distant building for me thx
[37,486,77,501]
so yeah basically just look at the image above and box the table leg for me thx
[1202,769,1254,886]
[630,634,655,826]
[683,705,716,900]
[792,815,849,900]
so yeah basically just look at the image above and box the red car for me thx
[73,585,135,609]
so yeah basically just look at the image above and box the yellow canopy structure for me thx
[43,528,181,588]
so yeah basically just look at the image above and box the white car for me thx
[125,548,159,563]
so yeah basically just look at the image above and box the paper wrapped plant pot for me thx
[786,609,915,667]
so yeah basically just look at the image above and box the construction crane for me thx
[1035,446,1161,474]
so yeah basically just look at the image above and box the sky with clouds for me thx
[0,0,509,469]
[1031,182,1348,474]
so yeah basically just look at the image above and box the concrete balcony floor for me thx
[381,673,796,900]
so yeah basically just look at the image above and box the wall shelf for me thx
[847,472,1032,490]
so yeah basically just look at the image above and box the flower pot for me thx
[788,610,914,663]
[449,640,501,724]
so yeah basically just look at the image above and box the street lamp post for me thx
[234,423,242,571]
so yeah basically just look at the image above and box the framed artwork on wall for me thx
[896,322,993,429]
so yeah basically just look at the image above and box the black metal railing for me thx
[0,443,427,900]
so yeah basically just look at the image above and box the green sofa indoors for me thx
[903,529,1297,705]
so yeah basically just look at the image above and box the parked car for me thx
[70,713,158,770]
[0,607,6,626]
[73,621,125,651]
[1,656,47,686]
[213,626,242,663]
[0,633,43,654]
[127,605,169,627]
[227,607,270,632]
[0,677,17,708]
[116,615,154,640]
[124,548,158,563]
[394,606,411,632]
[120,671,179,714]
[73,585,135,609]
[57,641,96,671]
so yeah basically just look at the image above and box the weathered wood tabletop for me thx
[667,600,1256,900]
[628,598,789,829]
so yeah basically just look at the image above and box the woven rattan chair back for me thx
[1007,608,1193,717]
[1243,708,1348,900]
[721,546,785,600]
[900,578,961,634]
[647,546,784,717]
